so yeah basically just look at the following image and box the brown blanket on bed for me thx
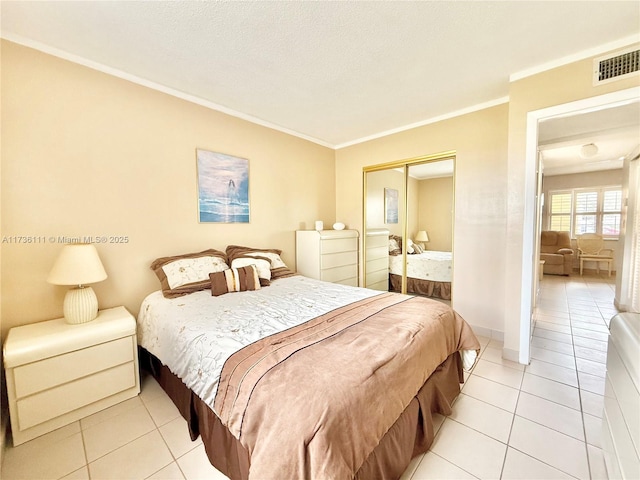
[215,293,480,479]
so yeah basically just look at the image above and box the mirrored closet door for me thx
[363,152,456,302]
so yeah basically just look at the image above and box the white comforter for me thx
[389,250,452,282]
[137,276,380,412]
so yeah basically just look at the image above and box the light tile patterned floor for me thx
[1,273,614,479]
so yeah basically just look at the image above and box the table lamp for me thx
[415,230,429,249]
[47,244,108,324]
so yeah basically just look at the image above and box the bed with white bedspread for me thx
[389,250,452,299]
[138,251,478,480]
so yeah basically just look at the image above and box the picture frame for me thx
[384,188,398,224]
[196,149,250,223]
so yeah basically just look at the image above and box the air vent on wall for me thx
[593,46,640,85]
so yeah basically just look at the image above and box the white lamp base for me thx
[63,286,99,324]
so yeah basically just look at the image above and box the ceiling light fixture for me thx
[580,143,599,158]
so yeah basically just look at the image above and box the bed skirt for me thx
[139,348,464,480]
[389,273,452,300]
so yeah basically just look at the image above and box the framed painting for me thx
[196,149,250,223]
[385,188,398,224]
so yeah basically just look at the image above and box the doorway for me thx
[521,87,640,362]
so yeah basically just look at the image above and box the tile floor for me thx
[1,273,616,479]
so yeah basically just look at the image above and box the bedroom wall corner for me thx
[0,40,336,336]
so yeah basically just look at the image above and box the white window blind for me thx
[549,192,571,232]
[547,186,622,238]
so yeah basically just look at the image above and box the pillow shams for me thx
[231,256,272,286]
[226,245,297,280]
[151,249,228,298]
[210,265,261,296]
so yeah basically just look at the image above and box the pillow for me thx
[231,256,272,286]
[389,236,400,255]
[210,265,261,296]
[412,243,424,254]
[151,249,229,298]
[406,238,415,254]
[389,236,401,256]
[226,245,297,280]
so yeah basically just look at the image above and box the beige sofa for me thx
[540,231,574,276]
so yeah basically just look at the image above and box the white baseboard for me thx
[469,324,527,365]
[470,324,504,342]
[502,347,521,364]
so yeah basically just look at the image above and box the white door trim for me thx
[520,86,640,364]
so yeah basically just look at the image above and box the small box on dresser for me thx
[3,306,140,446]
[296,230,359,286]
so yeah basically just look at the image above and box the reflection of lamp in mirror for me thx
[415,230,429,249]
[47,244,108,324]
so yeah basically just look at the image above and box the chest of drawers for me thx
[296,230,359,286]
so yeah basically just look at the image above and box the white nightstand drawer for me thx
[13,336,134,398]
[321,251,357,269]
[16,362,136,430]
[320,238,357,255]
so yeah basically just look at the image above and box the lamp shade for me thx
[415,231,429,243]
[47,244,107,286]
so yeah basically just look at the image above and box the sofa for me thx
[540,231,574,276]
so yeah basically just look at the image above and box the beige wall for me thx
[504,44,640,356]
[0,41,336,336]
[365,168,404,237]
[337,104,509,334]
[417,176,453,252]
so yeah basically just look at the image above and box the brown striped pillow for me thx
[210,265,261,296]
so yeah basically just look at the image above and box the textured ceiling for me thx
[1,1,639,149]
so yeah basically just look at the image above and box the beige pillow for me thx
[226,245,297,280]
[151,249,228,298]
[210,265,261,296]
[231,256,272,286]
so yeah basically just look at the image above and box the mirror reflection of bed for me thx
[364,156,455,305]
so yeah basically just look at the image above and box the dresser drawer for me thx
[367,234,388,249]
[13,336,135,398]
[321,264,357,283]
[334,277,358,287]
[321,238,357,255]
[367,269,389,285]
[367,256,388,273]
[367,245,388,260]
[321,251,357,269]
[16,362,136,430]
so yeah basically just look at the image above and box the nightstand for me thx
[3,306,140,446]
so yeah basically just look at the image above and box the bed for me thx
[138,246,479,479]
[389,250,452,300]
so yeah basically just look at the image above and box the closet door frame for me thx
[362,150,456,294]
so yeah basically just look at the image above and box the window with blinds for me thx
[549,192,572,232]
[548,186,622,238]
